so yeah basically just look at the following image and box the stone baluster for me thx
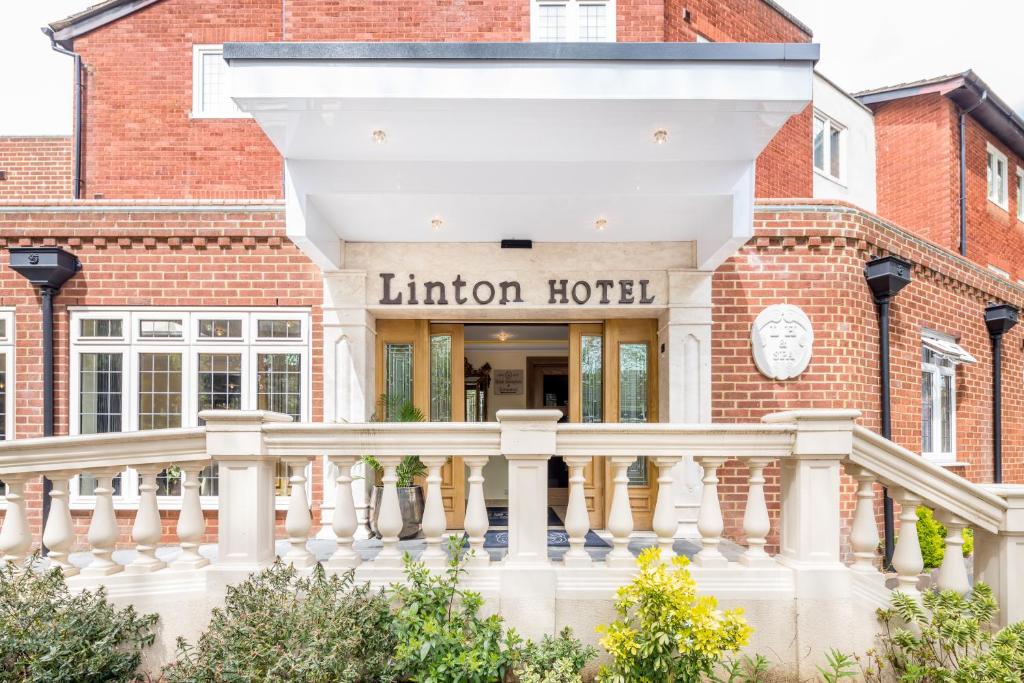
[606,455,636,568]
[563,456,593,567]
[170,463,208,570]
[891,488,924,596]
[126,465,166,574]
[464,456,490,567]
[81,469,123,576]
[374,455,404,567]
[326,456,361,569]
[740,458,774,567]
[935,510,971,595]
[420,456,449,569]
[42,472,78,576]
[694,457,729,567]
[284,456,316,569]
[653,456,682,559]
[848,467,881,573]
[0,474,33,568]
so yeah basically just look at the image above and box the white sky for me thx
[0,0,1021,135]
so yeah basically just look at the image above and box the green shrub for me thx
[596,547,752,683]
[864,583,1024,682]
[363,397,428,486]
[515,627,597,683]
[710,654,771,682]
[389,537,522,682]
[163,562,396,682]
[0,560,157,683]
[916,506,973,569]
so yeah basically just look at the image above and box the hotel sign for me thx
[377,273,657,306]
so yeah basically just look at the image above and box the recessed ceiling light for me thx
[431,217,444,231]
[372,129,387,144]
[595,218,608,231]
[496,330,511,342]
[653,129,668,144]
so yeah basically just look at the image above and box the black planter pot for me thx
[368,485,425,540]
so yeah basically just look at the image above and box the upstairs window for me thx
[1017,169,1023,221]
[987,144,1008,209]
[192,45,248,119]
[813,112,845,182]
[921,332,976,464]
[531,1,616,42]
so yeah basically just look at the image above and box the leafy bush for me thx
[0,559,157,683]
[596,547,752,683]
[710,654,771,682]
[515,627,596,683]
[863,584,1024,682]
[163,562,396,682]
[389,537,522,682]
[916,506,973,569]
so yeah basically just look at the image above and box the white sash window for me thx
[921,332,975,464]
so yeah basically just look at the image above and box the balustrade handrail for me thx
[556,422,796,458]
[849,425,1007,533]
[260,421,502,457]
[0,427,208,477]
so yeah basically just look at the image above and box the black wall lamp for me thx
[864,255,912,569]
[984,302,1018,484]
[8,247,81,547]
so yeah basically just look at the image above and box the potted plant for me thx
[364,397,428,539]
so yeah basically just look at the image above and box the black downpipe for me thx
[39,288,57,540]
[984,303,1019,483]
[877,298,896,565]
[864,256,912,570]
[959,90,988,256]
[43,28,82,199]
[992,335,1003,483]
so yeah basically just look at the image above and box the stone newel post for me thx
[763,410,859,571]
[203,410,293,569]
[498,409,563,567]
[975,485,1024,627]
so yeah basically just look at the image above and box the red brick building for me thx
[1,0,1022,556]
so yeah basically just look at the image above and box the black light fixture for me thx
[984,302,1018,484]
[9,247,81,550]
[501,239,533,249]
[864,255,912,569]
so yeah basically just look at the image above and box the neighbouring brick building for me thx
[1,0,1022,557]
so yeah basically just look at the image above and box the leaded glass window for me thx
[80,353,123,495]
[619,342,649,486]
[198,319,242,339]
[384,343,413,419]
[430,335,453,422]
[581,335,603,423]
[197,353,242,495]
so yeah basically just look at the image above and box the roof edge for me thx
[759,0,813,38]
[48,0,164,45]
[222,41,820,63]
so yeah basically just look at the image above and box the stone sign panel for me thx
[493,369,524,395]
[751,304,814,380]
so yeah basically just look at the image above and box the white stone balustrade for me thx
[0,408,1021,631]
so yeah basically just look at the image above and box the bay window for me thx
[69,308,311,507]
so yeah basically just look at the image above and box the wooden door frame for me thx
[569,323,606,529]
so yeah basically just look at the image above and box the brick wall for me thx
[871,92,1024,281]
[0,201,323,545]
[713,199,1024,546]
[0,137,73,200]
[73,0,283,200]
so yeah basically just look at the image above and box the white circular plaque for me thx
[751,304,814,380]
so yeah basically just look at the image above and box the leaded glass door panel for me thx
[569,323,606,529]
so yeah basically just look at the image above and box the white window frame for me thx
[530,0,617,42]
[0,309,14,504]
[1017,168,1024,221]
[191,44,249,119]
[813,110,846,184]
[921,331,968,465]
[987,143,1009,210]
[69,308,311,510]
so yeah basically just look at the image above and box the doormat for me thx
[486,506,562,528]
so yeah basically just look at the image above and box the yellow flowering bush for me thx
[596,547,752,683]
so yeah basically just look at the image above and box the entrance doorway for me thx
[374,319,659,531]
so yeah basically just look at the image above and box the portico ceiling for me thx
[224,42,817,272]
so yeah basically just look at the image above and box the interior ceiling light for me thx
[431,217,443,231]
[653,129,668,144]
[595,218,608,231]
[496,330,511,342]
[372,129,387,144]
